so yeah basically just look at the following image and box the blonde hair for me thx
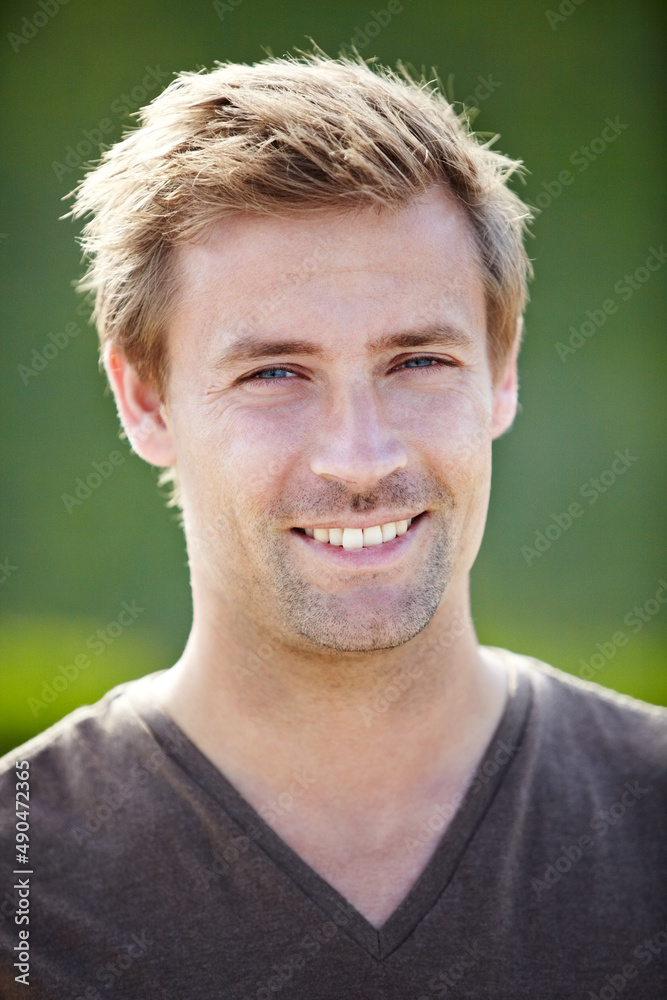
[70,52,532,388]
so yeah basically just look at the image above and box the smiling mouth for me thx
[292,512,427,549]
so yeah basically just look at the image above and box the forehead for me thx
[168,186,488,362]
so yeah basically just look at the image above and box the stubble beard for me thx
[266,513,455,653]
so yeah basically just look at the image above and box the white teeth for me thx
[301,516,418,548]
[328,528,344,546]
[363,525,383,547]
[381,522,397,542]
[342,528,363,550]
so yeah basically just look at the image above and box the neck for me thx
[154,583,508,813]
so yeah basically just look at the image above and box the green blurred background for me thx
[1,0,665,755]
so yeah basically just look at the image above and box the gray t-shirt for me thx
[1,649,666,999]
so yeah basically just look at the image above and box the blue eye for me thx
[254,368,297,378]
[402,357,438,368]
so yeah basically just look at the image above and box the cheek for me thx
[176,400,311,528]
[391,384,492,488]
[230,407,311,498]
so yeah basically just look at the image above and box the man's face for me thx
[160,186,515,653]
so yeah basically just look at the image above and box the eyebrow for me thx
[211,325,476,373]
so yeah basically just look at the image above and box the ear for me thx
[103,345,177,466]
[490,318,521,440]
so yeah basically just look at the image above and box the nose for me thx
[309,379,408,491]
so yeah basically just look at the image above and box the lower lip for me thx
[290,512,428,570]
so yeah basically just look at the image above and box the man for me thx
[1,54,665,999]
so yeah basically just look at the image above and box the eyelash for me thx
[244,356,459,383]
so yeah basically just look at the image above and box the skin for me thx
[106,184,520,927]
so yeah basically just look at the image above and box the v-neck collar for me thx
[129,653,532,961]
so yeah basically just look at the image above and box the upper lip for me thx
[294,511,426,530]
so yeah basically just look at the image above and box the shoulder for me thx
[0,674,164,833]
[487,645,667,777]
[1,674,154,766]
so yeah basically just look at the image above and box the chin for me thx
[282,578,449,654]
